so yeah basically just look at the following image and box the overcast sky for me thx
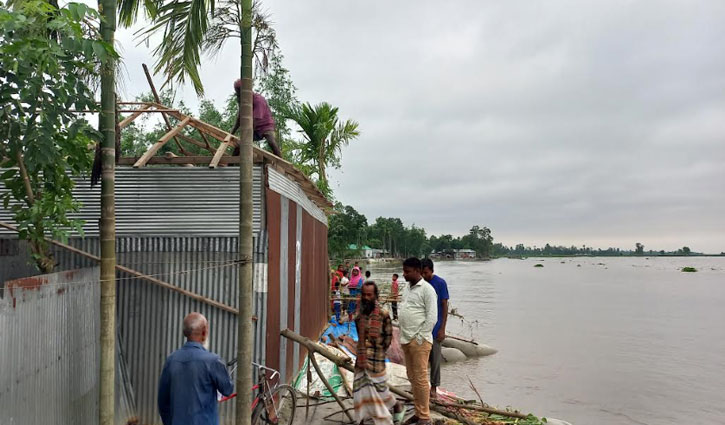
[115,1,725,253]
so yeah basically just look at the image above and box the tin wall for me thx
[265,189,329,384]
[0,166,264,236]
[0,236,268,425]
[0,267,136,425]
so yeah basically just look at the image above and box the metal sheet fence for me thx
[0,268,101,425]
[0,235,268,425]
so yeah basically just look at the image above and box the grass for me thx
[681,266,697,272]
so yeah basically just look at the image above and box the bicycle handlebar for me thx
[226,359,280,381]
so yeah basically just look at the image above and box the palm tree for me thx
[119,0,277,95]
[286,102,359,196]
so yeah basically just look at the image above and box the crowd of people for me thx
[332,257,450,425]
[154,257,449,425]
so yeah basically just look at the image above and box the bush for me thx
[681,267,697,273]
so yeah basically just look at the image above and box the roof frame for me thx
[116,101,332,210]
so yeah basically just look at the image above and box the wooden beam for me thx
[209,134,233,168]
[119,156,242,165]
[197,129,213,150]
[142,64,188,155]
[133,117,190,168]
[118,104,151,129]
[154,102,333,209]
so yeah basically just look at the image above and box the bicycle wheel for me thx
[251,384,297,425]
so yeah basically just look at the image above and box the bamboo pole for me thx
[280,329,526,425]
[308,351,354,423]
[235,0,254,423]
[98,2,117,423]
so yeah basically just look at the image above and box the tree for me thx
[682,246,691,255]
[327,203,368,260]
[461,225,493,258]
[286,102,359,197]
[635,243,644,255]
[0,1,114,272]
[122,0,278,95]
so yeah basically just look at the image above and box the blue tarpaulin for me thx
[321,317,358,343]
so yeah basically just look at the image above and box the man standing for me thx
[158,312,234,425]
[353,281,397,424]
[231,79,282,157]
[390,273,400,320]
[421,258,449,399]
[399,258,437,425]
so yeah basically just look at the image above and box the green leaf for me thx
[91,41,107,63]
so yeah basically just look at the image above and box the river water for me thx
[369,257,725,425]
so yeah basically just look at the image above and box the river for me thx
[369,257,725,425]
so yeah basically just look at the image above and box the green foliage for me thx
[131,0,278,95]
[285,102,359,198]
[328,202,368,260]
[681,267,697,272]
[0,1,113,272]
[534,263,544,268]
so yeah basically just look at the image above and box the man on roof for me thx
[230,79,282,157]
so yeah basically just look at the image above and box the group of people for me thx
[156,257,449,425]
[330,261,373,323]
[345,257,449,425]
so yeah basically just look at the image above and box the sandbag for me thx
[442,338,497,357]
[441,347,467,363]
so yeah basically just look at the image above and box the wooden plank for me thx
[209,134,233,168]
[119,156,242,165]
[133,117,190,167]
[118,104,151,129]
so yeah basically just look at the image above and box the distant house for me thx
[348,244,388,258]
[454,249,477,259]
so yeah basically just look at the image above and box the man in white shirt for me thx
[398,257,438,425]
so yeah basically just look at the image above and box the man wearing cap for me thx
[230,79,282,157]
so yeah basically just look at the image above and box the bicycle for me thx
[221,360,297,425]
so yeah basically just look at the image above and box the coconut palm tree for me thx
[118,0,277,95]
[286,102,359,196]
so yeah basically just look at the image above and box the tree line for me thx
[328,204,704,260]
[328,203,495,260]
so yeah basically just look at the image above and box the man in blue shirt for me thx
[158,312,234,425]
[421,258,449,400]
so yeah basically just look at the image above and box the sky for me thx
[114,1,725,253]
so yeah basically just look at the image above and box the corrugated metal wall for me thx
[0,236,267,425]
[0,166,264,236]
[0,164,329,424]
[0,267,133,425]
[265,189,329,384]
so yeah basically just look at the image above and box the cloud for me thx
[115,0,725,252]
